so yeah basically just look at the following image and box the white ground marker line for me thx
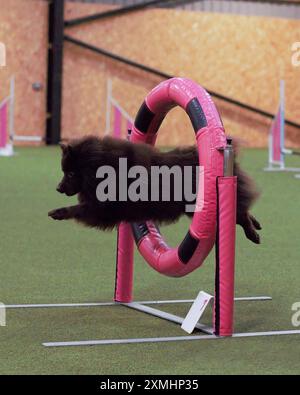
[5,296,272,309]
[5,302,117,309]
[43,329,300,347]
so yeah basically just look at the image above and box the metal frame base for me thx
[43,329,300,347]
[5,296,271,310]
[7,296,300,347]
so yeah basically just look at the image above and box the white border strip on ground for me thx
[5,302,118,309]
[43,330,300,347]
[5,296,272,309]
[13,135,43,142]
[264,167,300,172]
[281,167,300,172]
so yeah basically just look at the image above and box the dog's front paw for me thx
[48,208,69,221]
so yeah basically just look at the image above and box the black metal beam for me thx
[46,0,65,145]
[167,0,300,8]
[64,0,300,29]
[64,34,170,79]
[64,35,300,130]
[64,0,176,28]
[236,0,300,4]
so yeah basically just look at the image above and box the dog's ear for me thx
[59,143,72,155]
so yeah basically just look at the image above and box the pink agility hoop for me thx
[131,78,226,277]
[115,78,237,336]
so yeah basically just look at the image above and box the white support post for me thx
[279,79,285,170]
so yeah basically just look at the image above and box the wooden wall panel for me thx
[63,2,300,147]
[0,0,48,143]
[1,1,299,147]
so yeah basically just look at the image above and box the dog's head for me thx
[56,144,82,196]
[56,135,126,197]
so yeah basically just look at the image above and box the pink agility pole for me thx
[115,78,236,336]
[114,223,134,302]
[113,105,122,139]
[214,176,237,336]
[0,101,8,149]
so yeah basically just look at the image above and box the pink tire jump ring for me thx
[130,78,227,277]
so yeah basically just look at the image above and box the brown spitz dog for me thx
[48,136,261,244]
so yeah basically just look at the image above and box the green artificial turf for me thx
[0,146,300,375]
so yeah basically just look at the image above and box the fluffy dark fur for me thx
[48,136,262,244]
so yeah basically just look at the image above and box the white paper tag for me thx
[181,291,213,334]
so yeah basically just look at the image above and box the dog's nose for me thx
[56,185,63,193]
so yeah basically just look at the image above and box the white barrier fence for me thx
[264,80,300,176]
[0,76,43,157]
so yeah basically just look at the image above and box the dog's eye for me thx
[67,172,75,178]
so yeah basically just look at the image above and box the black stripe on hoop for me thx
[186,98,208,133]
[131,222,150,244]
[178,231,199,264]
[134,102,155,134]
